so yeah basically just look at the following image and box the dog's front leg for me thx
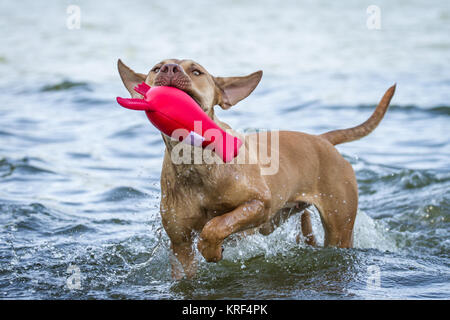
[170,240,197,280]
[197,200,267,262]
[161,205,199,279]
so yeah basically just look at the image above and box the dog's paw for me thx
[197,236,224,263]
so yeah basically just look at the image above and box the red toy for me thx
[116,83,242,163]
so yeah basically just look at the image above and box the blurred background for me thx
[0,0,448,299]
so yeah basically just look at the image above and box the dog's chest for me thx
[167,167,249,206]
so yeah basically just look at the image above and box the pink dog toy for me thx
[116,82,242,163]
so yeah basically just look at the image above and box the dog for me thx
[117,58,395,279]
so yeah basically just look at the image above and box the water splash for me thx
[220,207,397,264]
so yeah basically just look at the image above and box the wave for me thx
[276,101,450,117]
[328,104,450,116]
[0,202,63,234]
[357,165,450,191]
[96,186,148,203]
[0,157,55,178]
[40,80,91,92]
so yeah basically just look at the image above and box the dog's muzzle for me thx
[154,63,191,91]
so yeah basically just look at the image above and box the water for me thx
[0,0,449,299]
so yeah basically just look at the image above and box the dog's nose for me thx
[160,64,182,76]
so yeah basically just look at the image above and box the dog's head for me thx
[117,59,262,117]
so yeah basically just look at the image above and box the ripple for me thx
[0,130,12,137]
[109,124,145,139]
[67,152,92,159]
[0,157,55,178]
[280,100,320,113]
[399,170,449,189]
[0,202,65,235]
[322,104,450,116]
[356,163,449,193]
[94,218,133,226]
[40,81,91,92]
[52,224,97,236]
[97,186,148,202]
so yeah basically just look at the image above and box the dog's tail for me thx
[320,84,396,146]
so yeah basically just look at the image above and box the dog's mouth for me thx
[154,76,202,109]
[182,90,202,109]
[154,73,191,91]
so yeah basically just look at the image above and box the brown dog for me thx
[117,58,395,279]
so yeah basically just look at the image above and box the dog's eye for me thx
[152,67,160,73]
[192,70,201,76]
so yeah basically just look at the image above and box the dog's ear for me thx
[214,70,263,109]
[117,59,147,98]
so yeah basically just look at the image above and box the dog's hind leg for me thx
[315,185,358,248]
[258,204,317,247]
[258,207,292,236]
[297,209,317,246]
